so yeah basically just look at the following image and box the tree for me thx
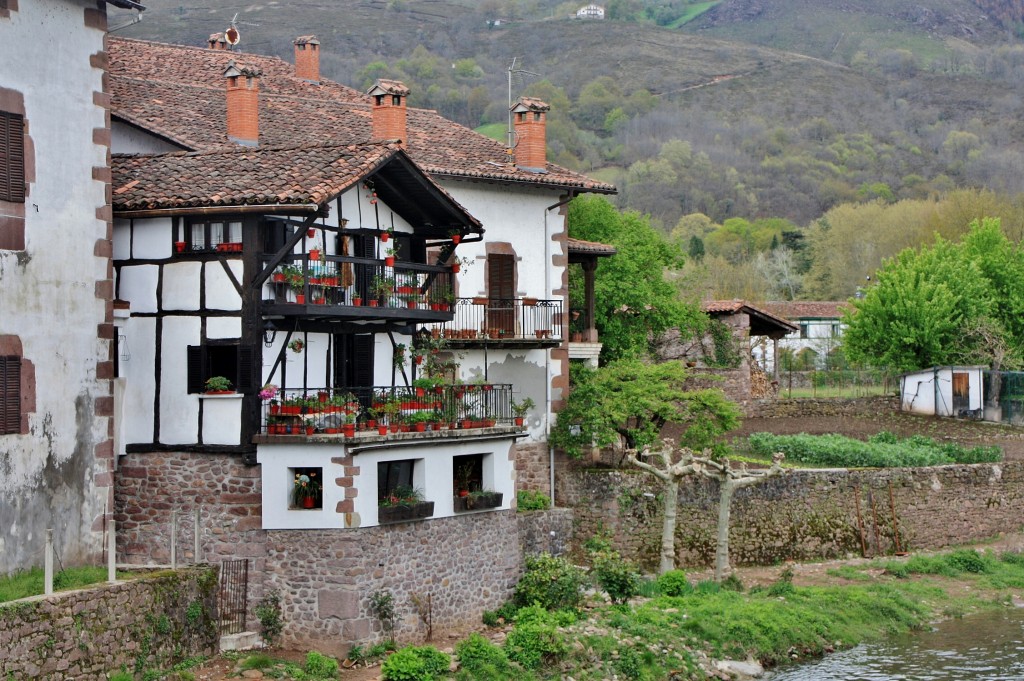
[568,195,703,361]
[551,360,784,577]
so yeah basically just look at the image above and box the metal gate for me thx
[219,558,249,635]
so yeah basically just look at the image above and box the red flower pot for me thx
[309,248,321,261]
[385,256,395,267]
[175,241,186,253]
[343,424,356,437]
[302,496,315,508]
[462,419,472,429]
[295,294,306,304]
[381,231,390,242]
[515,417,525,426]
[451,263,460,273]
[451,234,461,244]
[368,300,379,307]
[414,423,426,432]
[352,298,362,307]
[307,229,316,238]
[390,424,400,433]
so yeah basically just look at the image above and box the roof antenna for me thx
[223,12,261,50]
[506,57,541,159]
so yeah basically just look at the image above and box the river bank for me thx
[178,531,1024,681]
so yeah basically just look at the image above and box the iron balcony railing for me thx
[261,384,516,435]
[266,254,455,311]
[424,298,563,342]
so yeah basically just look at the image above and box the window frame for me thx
[0,110,25,204]
[186,342,257,394]
[178,218,243,254]
[0,354,20,435]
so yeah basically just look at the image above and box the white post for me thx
[44,529,53,595]
[193,507,201,564]
[170,510,177,569]
[107,517,116,583]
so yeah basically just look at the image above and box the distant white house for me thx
[577,4,605,19]
[757,301,850,371]
[900,366,985,418]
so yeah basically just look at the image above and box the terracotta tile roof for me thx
[701,300,799,335]
[760,301,851,320]
[107,38,616,195]
[701,299,746,314]
[567,237,616,255]
[111,141,459,213]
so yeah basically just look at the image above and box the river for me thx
[764,607,1024,680]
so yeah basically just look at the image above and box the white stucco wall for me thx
[901,367,984,416]
[0,0,114,574]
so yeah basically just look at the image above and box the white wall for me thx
[0,0,114,574]
[901,367,983,416]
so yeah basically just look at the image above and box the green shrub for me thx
[109,673,133,681]
[721,574,744,592]
[1001,551,1024,566]
[766,566,795,597]
[749,431,1002,468]
[240,653,274,670]
[946,549,991,574]
[505,606,569,670]
[513,553,586,611]
[455,632,512,680]
[592,550,641,604]
[517,489,551,511]
[253,590,284,646]
[381,645,451,681]
[481,609,500,627]
[583,532,613,554]
[304,650,339,679]
[656,570,692,597]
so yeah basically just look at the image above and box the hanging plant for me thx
[393,343,407,368]
[288,338,305,354]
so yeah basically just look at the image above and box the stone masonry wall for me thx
[0,567,218,681]
[264,508,572,657]
[513,441,551,495]
[560,461,1024,572]
[745,396,899,418]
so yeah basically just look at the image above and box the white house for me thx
[0,0,143,576]
[758,301,850,372]
[577,4,605,19]
[107,35,614,648]
[900,366,985,418]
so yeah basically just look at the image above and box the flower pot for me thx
[378,425,388,435]
[352,297,362,307]
[385,256,395,267]
[306,425,314,436]
[414,422,426,432]
[462,419,472,429]
[175,241,186,253]
[451,263,460,273]
[309,248,321,261]
[318,392,329,403]
[295,294,306,304]
[390,423,400,433]
[270,405,281,415]
[368,299,379,307]
[515,417,525,426]
[307,228,316,238]
[381,231,390,242]
[343,424,356,437]
[451,234,461,244]
[414,355,424,365]
[535,330,545,339]
[325,427,339,434]
[272,273,285,283]
[302,496,315,509]
[407,301,417,309]
[378,501,434,524]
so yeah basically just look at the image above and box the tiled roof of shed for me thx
[107,38,616,195]
[112,141,464,213]
[567,237,617,255]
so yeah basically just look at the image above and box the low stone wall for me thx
[559,461,1024,572]
[746,396,898,418]
[265,508,572,656]
[513,440,551,495]
[0,567,218,681]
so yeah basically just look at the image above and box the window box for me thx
[453,492,503,512]
[378,501,434,524]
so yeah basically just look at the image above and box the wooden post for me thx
[44,529,53,596]
[108,518,117,583]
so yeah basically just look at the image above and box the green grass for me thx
[0,566,132,603]
[667,1,721,29]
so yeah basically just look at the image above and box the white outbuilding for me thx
[900,366,985,418]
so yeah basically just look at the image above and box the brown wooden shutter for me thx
[236,345,258,393]
[0,356,21,435]
[0,112,25,203]
[352,334,375,388]
[487,254,516,333]
[186,345,206,394]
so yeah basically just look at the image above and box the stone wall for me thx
[746,396,898,418]
[264,508,572,656]
[559,461,1024,572]
[0,567,218,681]
[513,441,551,495]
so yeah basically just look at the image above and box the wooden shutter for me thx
[0,356,21,435]
[487,254,516,333]
[235,345,258,393]
[352,334,375,388]
[186,345,206,394]
[0,112,25,203]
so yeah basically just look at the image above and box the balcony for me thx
[262,253,456,325]
[256,384,521,440]
[423,298,563,348]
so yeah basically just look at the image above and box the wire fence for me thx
[776,368,896,399]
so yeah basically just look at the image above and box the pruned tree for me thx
[627,441,785,578]
[551,359,788,577]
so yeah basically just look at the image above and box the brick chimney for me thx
[367,79,410,148]
[208,32,228,50]
[224,61,261,146]
[293,35,321,83]
[511,97,550,173]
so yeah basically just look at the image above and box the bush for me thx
[455,633,512,680]
[517,489,551,511]
[381,645,451,681]
[592,550,641,604]
[505,606,569,670]
[240,653,274,670]
[748,431,1002,468]
[253,590,284,646]
[513,553,586,611]
[656,570,692,597]
[946,549,991,574]
[304,651,339,679]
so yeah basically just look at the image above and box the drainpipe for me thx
[544,193,576,508]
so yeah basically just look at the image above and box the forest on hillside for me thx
[115,0,1024,302]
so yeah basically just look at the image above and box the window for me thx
[378,459,415,500]
[290,466,323,509]
[799,322,809,339]
[0,355,19,435]
[0,111,25,203]
[453,454,484,495]
[179,219,242,253]
[186,343,257,394]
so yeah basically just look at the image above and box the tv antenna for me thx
[223,12,261,49]
[506,57,542,155]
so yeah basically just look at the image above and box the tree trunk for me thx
[660,477,680,574]
[714,478,736,581]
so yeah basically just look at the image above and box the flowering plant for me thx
[259,384,279,400]
[288,338,305,353]
[293,471,322,505]
[378,484,423,508]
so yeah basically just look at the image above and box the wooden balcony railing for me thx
[423,298,563,345]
